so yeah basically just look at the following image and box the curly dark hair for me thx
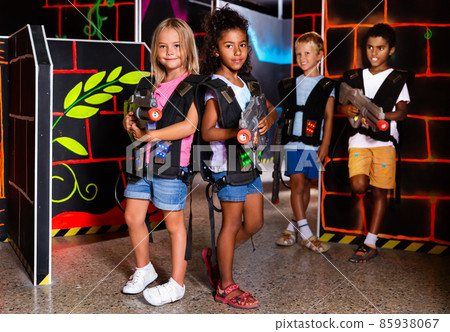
[200,5,252,75]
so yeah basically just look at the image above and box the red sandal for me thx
[214,283,259,309]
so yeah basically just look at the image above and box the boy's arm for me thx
[132,101,199,142]
[258,99,278,135]
[201,98,239,142]
[384,100,407,122]
[317,96,335,162]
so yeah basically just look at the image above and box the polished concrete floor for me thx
[1,172,449,315]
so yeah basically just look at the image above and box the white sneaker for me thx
[122,265,158,294]
[143,277,185,306]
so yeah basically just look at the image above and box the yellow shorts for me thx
[348,146,396,189]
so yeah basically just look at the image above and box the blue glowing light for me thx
[248,26,292,65]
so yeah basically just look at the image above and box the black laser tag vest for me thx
[278,76,336,146]
[197,74,262,186]
[342,68,414,146]
[149,74,207,179]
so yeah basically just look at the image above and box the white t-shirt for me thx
[204,74,251,172]
[348,68,410,149]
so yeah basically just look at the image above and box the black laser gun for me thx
[237,94,268,148]
[339,82,389,132]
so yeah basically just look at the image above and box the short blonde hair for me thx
[150,18,199,88]
[294,31,324,55]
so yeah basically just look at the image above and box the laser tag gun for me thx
[236,94,268,148]
[339,82,389,132]
[124,89,162,130]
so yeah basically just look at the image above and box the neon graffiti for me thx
[83,0,116,40]
[52,163,98,203]
[53,67,150,156]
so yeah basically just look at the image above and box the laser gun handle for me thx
[339,83,362,129]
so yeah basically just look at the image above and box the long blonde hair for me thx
[150,18,199,88]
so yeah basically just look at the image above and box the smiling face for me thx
[156,27,186,77]
[215,28,248,75]
[295,41,323,77]
[366,36,395,73]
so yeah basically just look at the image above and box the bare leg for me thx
[216,200,258,305]
[368,187,388,237]
[235,193,263,247]
[163,210,187,286]
[124,198,151,268]
[290,173,309,221]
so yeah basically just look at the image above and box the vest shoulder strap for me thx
[343,68,364,91]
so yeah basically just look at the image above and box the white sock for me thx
[136,261,153,270]
[364,232,378,247]
[286,221,296,233]
[297,219,313,240]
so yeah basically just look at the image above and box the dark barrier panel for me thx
[48,38,163,236]
[0,36,7,242]
[8,25,53,285]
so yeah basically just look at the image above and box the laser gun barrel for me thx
[339,82,388,132]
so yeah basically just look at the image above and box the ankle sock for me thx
[285,221,296,240]
[286,221,296,233]
[364,232,378,248]
[136,261,154,271]
[297,219,313,240]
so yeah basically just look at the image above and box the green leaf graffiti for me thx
[85,93,113,105]
[53,68,150,153]
[84,71,106,92]
[106,66,122,82]
[65,105,99,119]
[64,82,83,109]
[103,85,123,93]
[83,0,116,40]
[53,137,88,156]
[52,68,150,203]
[52,164,98,203]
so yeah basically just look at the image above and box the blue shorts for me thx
[124,168,188,211]
[212,171,263,202]
[285,149,320,179]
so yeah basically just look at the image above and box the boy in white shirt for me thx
[338,23,412,263]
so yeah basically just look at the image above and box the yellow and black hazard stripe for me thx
[8,238,33,279]
[9,238,50,285]
[320,232,449,255]
[52,224,129,237]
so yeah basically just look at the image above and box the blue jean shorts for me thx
[285,148,320,179]
[212,171,263,202]
[124,168,188,211]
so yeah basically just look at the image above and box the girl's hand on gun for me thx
[123,112,137,132]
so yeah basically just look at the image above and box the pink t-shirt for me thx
[151,72,194,167]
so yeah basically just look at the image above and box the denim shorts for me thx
[124,168,188,211]
[285,148,320,179]
[212,171,263,202]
